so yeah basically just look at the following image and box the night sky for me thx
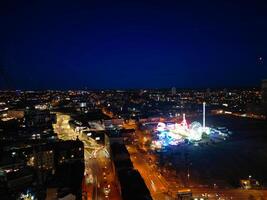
[1,0,267,89]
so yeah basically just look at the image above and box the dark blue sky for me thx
[1,0,267,89]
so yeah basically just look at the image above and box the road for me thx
[127,145,174,200]
[191,188,267,199]
[127,143,267,200]
[53,113,267,200]
[53,113,121,200]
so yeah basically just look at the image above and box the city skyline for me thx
[1,0,267,89]
[1,1,267,199]
[1,87,266,199]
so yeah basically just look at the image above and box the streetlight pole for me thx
[187,162,192,187]
[203,102,206,130]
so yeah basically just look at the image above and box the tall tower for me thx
[262,79,267,104]
[171,87,176,95]
[203,102,206,129]
[181,113,188,129]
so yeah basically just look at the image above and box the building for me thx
[262,80,267,104]
[109,143,152,200]
[0,166,35,200]
[6,109,25,119]
[177,189,192,200]
[0,150,36,200]
[118,169,152,200]
[0,140,84,200]
[24,109,56,129]
[261,79,267,115]
[171,87,176,95]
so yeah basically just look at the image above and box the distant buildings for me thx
[0,87,266,199]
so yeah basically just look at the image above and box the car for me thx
[103,185,111,196]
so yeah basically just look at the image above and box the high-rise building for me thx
[262,79,267,104]
[171,87,176,95]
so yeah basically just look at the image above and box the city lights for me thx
[152,103,226,147]
[154,117,211,146]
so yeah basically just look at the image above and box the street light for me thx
[187,162,192,186]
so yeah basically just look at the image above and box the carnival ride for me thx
[152,102,225,148]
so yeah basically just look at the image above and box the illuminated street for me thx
[53,113,121,200]
[78,109,253,199]
[2,1,267,199]
[191,188,267,200]
[127,142,267,200]
[53,113,77,140]
[127,145,174,200]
